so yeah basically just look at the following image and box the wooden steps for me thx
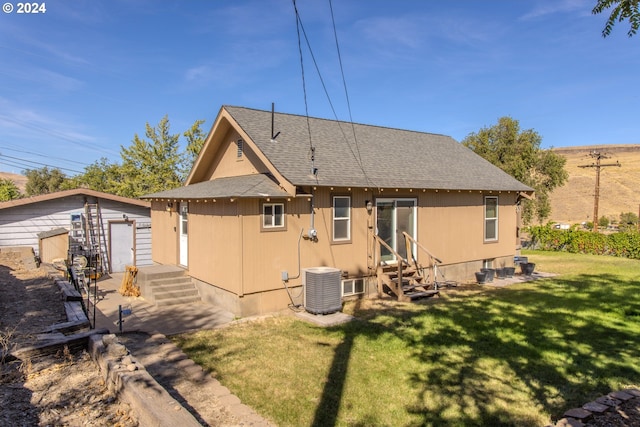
[379,265,439,302]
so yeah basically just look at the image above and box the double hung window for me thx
[484,196,498,241]
[333,196,351,241]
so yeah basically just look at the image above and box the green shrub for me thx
[527,223,640,259]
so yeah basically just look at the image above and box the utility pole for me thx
[578,150,621,232]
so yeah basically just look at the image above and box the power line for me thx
[291,0,374,187]
[0,153,84,174]
[0,144,90,167]
[329,0,359,156]
[0,114,119,158]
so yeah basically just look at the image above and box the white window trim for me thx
[342,278,365,296]
[484,196,498,242]
[332,196,351,241]
[263,202,285,229]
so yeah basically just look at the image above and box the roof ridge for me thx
[222,105,454,140]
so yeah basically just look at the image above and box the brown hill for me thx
[549,145,640,225]
[0,171,27,192]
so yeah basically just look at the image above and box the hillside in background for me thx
[0,171,27,193]
[549,145,640,225]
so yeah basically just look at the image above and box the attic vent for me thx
[236,139,243,158]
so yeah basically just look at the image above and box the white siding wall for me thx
[0,195,152,266]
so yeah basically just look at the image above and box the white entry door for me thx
[110,221,134,273]
[179,203,188,267]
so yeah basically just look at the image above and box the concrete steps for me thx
[138,266,201,307]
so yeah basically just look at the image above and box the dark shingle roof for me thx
[142,173,289,200]
[225,106,533,192]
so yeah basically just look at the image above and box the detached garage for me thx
[0,188,152,272]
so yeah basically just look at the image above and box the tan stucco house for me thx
[142,106,533,316]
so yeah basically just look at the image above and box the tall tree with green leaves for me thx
[593,0,640,37]
[23,167,70,196]
[182,119,207,178]
[70,157,124,194]
[462,117,568,225]
[65,116,205,198]
[117,115,184,198]
[0,178,21,201]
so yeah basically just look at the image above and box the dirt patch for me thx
[0,249,137,426]
[0,249,269,427]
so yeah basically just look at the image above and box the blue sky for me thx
[0,0,638,176]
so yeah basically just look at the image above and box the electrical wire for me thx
[292,0,375,188]
[0,144,90,167]
[293,0,315,155]
[0,153,83,174]
[329,0,364,172]
[0,115,119,158]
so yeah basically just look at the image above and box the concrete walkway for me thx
[79,270,274,426]
[479,270,557,288]
[91,271,235,335]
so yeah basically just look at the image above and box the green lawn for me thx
[173,251,640,426]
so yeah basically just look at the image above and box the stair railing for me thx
[402,232,444,285]
[372,234,410,299]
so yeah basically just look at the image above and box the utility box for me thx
[303,267,342,315]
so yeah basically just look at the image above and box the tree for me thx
[619,211,638,232]
[117,115,184,198]
[70,158,124,194]
[593,0,640,37]
[24,167,70,196]
[598,216,610,228]
[462,117,568,225]
[0,178,21,201]
[182,119,207,179]
[67,117,206,198]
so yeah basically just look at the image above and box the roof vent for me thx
[271,102,280,142]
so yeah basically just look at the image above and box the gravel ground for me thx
[0,249,138,426]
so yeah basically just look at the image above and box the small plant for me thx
[18,357,32,378]
[0,328,16,364]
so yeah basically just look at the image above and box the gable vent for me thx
[236,139,243,158]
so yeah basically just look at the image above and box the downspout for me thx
[239,202,244,298]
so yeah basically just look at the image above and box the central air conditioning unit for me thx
[303,267,342,315]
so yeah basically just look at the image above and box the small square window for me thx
[342,278,365,296]
[263,203,284,229]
